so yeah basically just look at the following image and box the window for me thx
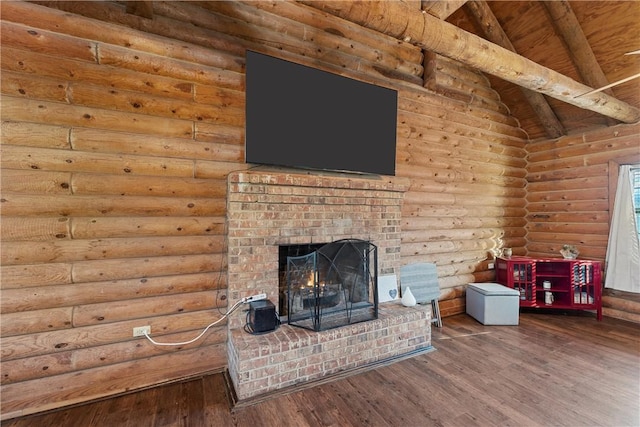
[633,166,640,234]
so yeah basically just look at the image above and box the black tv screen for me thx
[245,50,398,176]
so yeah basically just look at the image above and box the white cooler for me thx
[466,282,520,325]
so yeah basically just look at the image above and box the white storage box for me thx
[466,283,520,325]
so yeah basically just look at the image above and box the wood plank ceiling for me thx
[435,0,640,141]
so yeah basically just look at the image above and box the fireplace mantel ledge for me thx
[229,167,409,193]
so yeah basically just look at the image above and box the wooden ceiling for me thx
[436,0,640,141]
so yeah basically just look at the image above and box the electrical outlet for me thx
[133,326,151,337]
[488,262,495,270]
[245,293,267,303]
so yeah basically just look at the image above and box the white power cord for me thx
[142,295,259,346]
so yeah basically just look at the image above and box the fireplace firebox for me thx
[285,239,378,331]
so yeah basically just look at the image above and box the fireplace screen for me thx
[286,239,378,331]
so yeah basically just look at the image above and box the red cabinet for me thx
[495,256,602,320]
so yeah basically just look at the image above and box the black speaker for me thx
[249,300,277,333]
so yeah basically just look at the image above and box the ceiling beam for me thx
[465,1,565,138]
[302,1,640,124]
[125,1,154,19]
[420,1,469,96]
[543,1,613,96]
[421,0,468,20]
[543,0,617,126]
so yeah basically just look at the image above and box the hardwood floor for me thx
[3,312,639,426]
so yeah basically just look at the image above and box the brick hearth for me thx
[225,168,432,402]
[228,303,432,401]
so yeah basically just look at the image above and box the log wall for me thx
[2,0,525,418]
[526,123,640,260]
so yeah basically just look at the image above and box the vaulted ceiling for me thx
[432,0,640,141]
[302,0,639,141]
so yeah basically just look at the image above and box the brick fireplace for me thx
[225,168,433,402]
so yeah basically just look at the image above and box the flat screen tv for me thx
[245,50,398,176]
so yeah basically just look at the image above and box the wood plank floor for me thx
[3,312,639,426]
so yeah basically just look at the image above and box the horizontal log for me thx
[0,193,226,218]
[396,140,527,175]
[240,0,422,65]
[2,97,194,138]
[399,94,526,139]
[0,263,73,289]
[601,307,640,325]
[0,308,73,337]
[526,163,608,183]
[404,108,524,142]
[428,72,506,115]
[408,178,525,198]
[403,191,526,208]
[397,103,527,149]
[2,145,195,177]
[1,235,222,265]
[191,122,244,147]
[0,169,71,195]
[402,216,526,231]
[71,253,223,283]
[17,0,243,72]
[1,327,226,385]
[526,212,610,224]
[0,216,71,242]
[400,250,490,267]
[201,1,423,78]
[70,173,227,198]
[601,295,640,312]
[527,244,605,262]
[526,232,608,247]
[1,310,228,361]
[71,127,243,162]
[72,290,223,327]
[1,272,225,313]
[53,4,245,72]
[1,46,194,101]
[427,81,508,116]
[403,204,526,220]
[435,260,489,280]
[526,222,609,235]
[0,343,226,419]
[25,0,245,59]
[1,70,68,103]
[400,236,527,257]
[526,135,640,164]
[397,121,526,161]
[526,200,609,213]
[528,150,639,173]
[69,82,244,127]
[434,55,494,91]
[0,121,70,149]
[526,175,608,192]
[98,43,243,90]
[397,163,527,189]
[526,187,607,204]
[0,20,96,63]
[71,216,225,239]
[193,84,244,110]
[194,159,249,180]
[426,63,506,111]
[400,237,514,258]
[401,226,526,244]
[525,122,640,154]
